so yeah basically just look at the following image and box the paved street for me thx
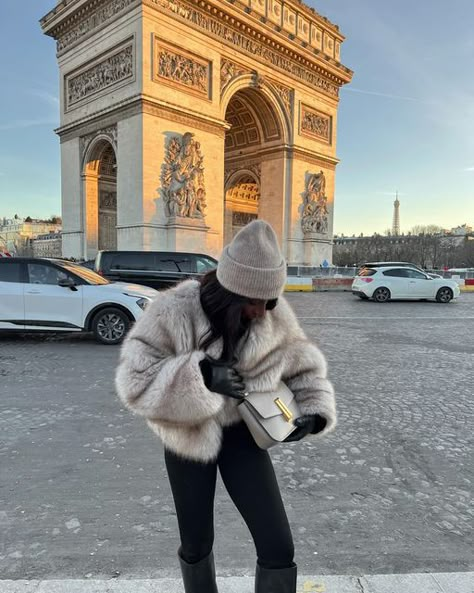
[0,292,473,581]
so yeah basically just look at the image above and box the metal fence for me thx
[287,266,474,279]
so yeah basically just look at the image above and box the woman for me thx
[115,220,336,593]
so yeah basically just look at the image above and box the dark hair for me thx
[199,270,279,362]
[199,270,251,363]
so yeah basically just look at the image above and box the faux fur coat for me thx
[115,280,336,461]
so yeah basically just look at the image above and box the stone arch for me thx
[220,74,291,145]
[222,77,290,244]
[82,137,117,257]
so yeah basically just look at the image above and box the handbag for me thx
[238,382,301,449]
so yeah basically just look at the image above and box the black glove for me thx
[199,356,246,400]
[284,414,327,442]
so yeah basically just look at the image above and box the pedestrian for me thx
[115,220,336,593]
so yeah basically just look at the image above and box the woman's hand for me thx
[284,414,327,442]
[199,356,246,400]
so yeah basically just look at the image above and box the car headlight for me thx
[136,297,149,310]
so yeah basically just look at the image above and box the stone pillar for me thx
[117,115,145,250]
[259,154,287,246]
[83,172,99,260]
[60,137,84,259]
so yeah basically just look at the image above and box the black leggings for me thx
[164,422,294,570]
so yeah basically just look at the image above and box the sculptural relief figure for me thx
[161,132,206,219]
[301,171,329,235]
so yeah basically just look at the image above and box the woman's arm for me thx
[275,298,337,436]
[283,338,336,435]
[115,295,225,424]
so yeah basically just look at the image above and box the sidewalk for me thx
[1,573,473,593]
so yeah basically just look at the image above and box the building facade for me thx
[0,219,62,256]
[41,0,352,264]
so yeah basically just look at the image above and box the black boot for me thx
[255,563,297,593]
[178,550,218,593]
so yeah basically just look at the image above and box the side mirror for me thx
[58,277,76,289]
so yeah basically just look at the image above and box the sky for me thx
[0,0,473,235]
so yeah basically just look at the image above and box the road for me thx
[0,292,473,579]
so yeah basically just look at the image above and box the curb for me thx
[0,573,473,593]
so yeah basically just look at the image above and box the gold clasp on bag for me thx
[274,398,293,422]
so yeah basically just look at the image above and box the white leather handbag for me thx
[238,382,301,449]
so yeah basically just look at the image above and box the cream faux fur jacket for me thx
[115,280,336,461]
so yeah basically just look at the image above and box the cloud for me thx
[0,118,58,131]
[464,166,474,172]
[29,90,59,108]
[342,87,423,103]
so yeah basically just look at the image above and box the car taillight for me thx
[97,269,104,276]
[360,278,374,283]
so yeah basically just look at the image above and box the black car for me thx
[94,250,218,290]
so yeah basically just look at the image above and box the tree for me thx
[25,216,32,223]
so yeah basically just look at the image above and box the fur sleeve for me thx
[283,339,336,436]
[115,291,225,424]
[276,298,336,436]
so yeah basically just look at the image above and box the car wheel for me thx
[372,287,391,303]
[436,287,453,304]
[92,307,130,345]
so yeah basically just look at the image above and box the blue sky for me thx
[0,0,472,235]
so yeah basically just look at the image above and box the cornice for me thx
[225,0,344,41]
[41,0,141,53]
[226,145,339,169]
[42,0,352,90]
[56,94,229,141]
[146,0,352,94]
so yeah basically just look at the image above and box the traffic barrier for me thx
[313,278,353,291]
[285,277,313,291]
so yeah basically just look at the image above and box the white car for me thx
[0,257,158,344]
[352,266,460,303]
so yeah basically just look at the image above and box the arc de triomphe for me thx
[41,0,352,264]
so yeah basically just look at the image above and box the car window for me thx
[55,261,109,285]
[405,269,427,279]
[161,257,194,273]
[27,263,69,285]
[0,262,23,283]
[196,256,217,273]
[110,253,156,270]
[357,268,377,277]
[383,268,409,277]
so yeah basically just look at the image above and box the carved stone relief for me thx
[156,42,210,97]
[232,211,258,227]
[249,163,262,183]
[224,165,261,188]
[220,59,248,93]
[57,0,137,53]
[161,132,206,219]
[66,44,134,109]
[150,0,340,97]
[226,183,260,204]
[301,171,329,235]
[271,82,292,114]
[300,104,331,143]
[99,191,117,210]
[80,125,118,162]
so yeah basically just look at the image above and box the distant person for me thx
[116,220,336,593]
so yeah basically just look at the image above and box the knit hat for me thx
[217,220,287,300]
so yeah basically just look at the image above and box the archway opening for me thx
[84,140,117,256]
[224,88,282,244]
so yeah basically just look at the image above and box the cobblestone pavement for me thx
[0,293,473,579]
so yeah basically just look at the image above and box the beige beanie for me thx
[217,220,287,299]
